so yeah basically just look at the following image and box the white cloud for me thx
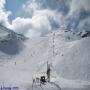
[0,0,5,8]
[11,0,65,37]
[11,17,32,34]
[22,0,38,16]
[11,14,51,37]
[65,0,90,30]
[32,14,51,35]
[0,0,11,28]
[68,0,90,16]
[10,0,90,37]
[77,17,90,31]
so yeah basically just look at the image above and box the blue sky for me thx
[5,0,27,22]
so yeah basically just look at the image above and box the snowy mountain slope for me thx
[0,28,90,90]
[54,35,90,81]
[0,24,26,56]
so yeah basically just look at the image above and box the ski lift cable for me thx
[47,32,56,64]
[46,32,62,90]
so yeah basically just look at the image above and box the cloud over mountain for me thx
[0,0,90,37]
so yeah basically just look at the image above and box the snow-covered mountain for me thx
[0,24,26,56]
[0,25,90,90]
